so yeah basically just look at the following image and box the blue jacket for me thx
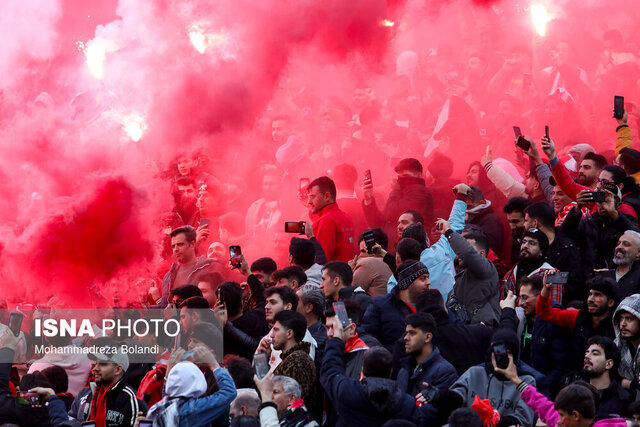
[320,338,422,427]
[528,313,570,395]
[178,368,237,427]
[360,287,413,352]
[387,198,467,300]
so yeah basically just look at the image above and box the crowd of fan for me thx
[3,26,640,426]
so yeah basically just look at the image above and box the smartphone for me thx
[493,344,509,369]
[8,312,23,337]
[516,136,531,151]
[364,169,372,185]
[139,421,153,427]
[333,302,350,328]
[421,383,438,402]
[81,423,97,427]
[545,271,569,284]
[229,245,242,268]
[614,95,625,119]
[512,126,522,138]
[199,218,210,228]
[17,392,41,406]
[182,350,195,361]
[284,221,305,234]
[363,230,376,254]
[590,191,606,203]
[254,353,270,379]
[545,125,549,139]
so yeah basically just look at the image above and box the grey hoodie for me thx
[613,294,640,381]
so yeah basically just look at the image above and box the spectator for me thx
[160,226,215,307]
[289,237,323,287]
[536,273,616,372]
[362,158,434,246]
[612,230,640,302]
[612,294,640,391]
[515,276,570,396]
[40,365,74,411]
[397,312,458,424]
[465,185,505,257]
[333,163,368,237]
[321,317,423,426]
[524,202,584,303]
[195,272,223,307]
[502,228,555,300]
[441,223,500,326]
[255,311,317,408]
[307,176,356,262]
[321,261,372,316]
[250,257,278,289]
[465,161,508,217]
[503,196,531,265]
[146,349,237,426]
[351,229,393,297]
[447,408,482,427]
[173,175,201,227]
[273,266,308,291]
[296,288,327,351]
[179,296,216,337]
[255,373,318,427]
[361,260,430,351]
[171,283,205,306]
[230,390,261,419]
[245,166,283,240]
[396,210,424,245]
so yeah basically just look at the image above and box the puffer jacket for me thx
[613,294,640,382]
[360,287,414,352]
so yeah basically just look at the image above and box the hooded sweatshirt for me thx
[613,294,640,381]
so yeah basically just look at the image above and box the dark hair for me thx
[503,197,531,214]
[250,257,277,275]
[175,176,196,187]
[218,282,244,317]
[170,284,203,299]
[289,238,316,269]
[333,164,358,190]
[381,421,418,427]
[196,272,224,289]
[272,266,307,287]
[416,289,444,313]
[628,400,640,417]
[396,238,422,262]
[587,276,616,302]
[518,275,543,294]
[619,147,640,175]
[190,322,223,352]
[170,225,197,243]
[41,366,68,394]
[20,371,51,391]
[448,408,482,427]
[179,296,211,309]
[264,287,299,311]
[586,335,620,377]
[273,310,307,342]
[464,232,489,254]
[357,228,389,251]
[583,152,607,170]
[523,202,555,229]
[362,346,393,378]
[223,355,256,390]
[298,288,325,319]
[402,224,428,251]
[554,383,596,419]
[405,312,437,335]
[323,261,353,286]
[603,165,640,197]
[308,176,337,200]
[402,209,424,225]
[230,416,261,427]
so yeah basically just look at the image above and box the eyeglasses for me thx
[596,178,612,185]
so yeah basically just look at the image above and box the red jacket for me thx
[312,203,355,262]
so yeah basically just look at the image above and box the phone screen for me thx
[333,302,350,328]
[614,96,625,119]
[545,125,549,139]
[363,231,376,254]
[8,313,23,337]
[512,126,522,138]
[516,136,531,151]
[229,246,242,267]
[254,353,270,379]
[493,344,509,369]
[284,222,305,234]
[199,218,210,227]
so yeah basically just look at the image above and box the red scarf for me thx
[344,333,369,353]
[90,383,114,427]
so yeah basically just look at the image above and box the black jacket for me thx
[320,339,422,427]
[569,309,616,373]
[561,207,639,278]
[70,377,147,426]
[615,261,640,304]
[360,287,413,352]
[546,230,585,303]
[466,202,504,258]
[422,304,494,376]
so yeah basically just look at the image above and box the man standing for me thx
[160,226,214,307]
[613,294,640,391]
[245,165,283,239]
[502,228,555,301]
[361,260,430,351]
[296,288,327,351]
[321,261,371,316]
[612,230,640,302]
[289,237,323,287]
[307,176,355,262]
[255,374,318,427]
[503,197,531,265]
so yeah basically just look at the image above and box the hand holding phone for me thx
[362,230,376,254]
[333,302,350,328]
[284,221,305,234]
[545,271,569,284]
[614,95,625,119]
[229,246,242,268]
[8,313,23,337]
[254,353,270,379]
[493,344,509,369]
